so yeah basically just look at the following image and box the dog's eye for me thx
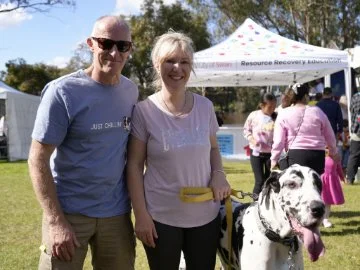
[287,182,297,189]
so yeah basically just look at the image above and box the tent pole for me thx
[324,75,331,87]
[344,67,352,130]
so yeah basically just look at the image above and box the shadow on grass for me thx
[321,226,360,236]
[224,169,250,174]
[331,211,360,218]
[336,220,360,227]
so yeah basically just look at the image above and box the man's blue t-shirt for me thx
[32,70,138,218]
[316,98,343,135]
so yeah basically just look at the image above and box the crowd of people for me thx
[243,82,358,228]
[27,14,359,270]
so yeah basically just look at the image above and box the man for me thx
[346,91,360,184]
[316,87,343,137]
[28,16,138,269]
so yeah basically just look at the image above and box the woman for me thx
[270,83,338,175]
[244,92,277,198]
[126,31,231,270]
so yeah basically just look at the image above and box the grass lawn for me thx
[1,160,359,269]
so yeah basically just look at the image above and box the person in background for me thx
[310,78,324,96]
[126,31,231,270]
[316,87,343,137]
[0,115,7,157]
[338,119,350,176]
[275,87,292,114]
[271,83,338,175]
[244,92,277,199]
[308,92,323,106]
[216,111,224,127]
[28,16,138,270]
[321,149,345,228]
[339,95,349,120]
[346,91,360,184]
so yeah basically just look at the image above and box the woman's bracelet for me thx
[212,169,226,176]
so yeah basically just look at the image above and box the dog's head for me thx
[261,164,325,261]
[262,164,324,226]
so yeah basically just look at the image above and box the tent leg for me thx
[344,67,352,128]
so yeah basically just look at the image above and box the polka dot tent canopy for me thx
[188,18,350,87]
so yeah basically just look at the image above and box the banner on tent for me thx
[194,57,345,71]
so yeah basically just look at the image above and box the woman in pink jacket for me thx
[270,83,338,175]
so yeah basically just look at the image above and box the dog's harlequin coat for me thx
[218,164,325,270]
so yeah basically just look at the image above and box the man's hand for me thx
[49,218,80,261]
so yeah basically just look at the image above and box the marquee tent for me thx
[188,18,350,89]
[188,18,352,160]
[0,81,40,161]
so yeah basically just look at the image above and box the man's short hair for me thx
[323,87,332,95]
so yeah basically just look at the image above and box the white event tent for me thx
[188,18,351,160]
[188,18,351,98]
[0,81,40,161]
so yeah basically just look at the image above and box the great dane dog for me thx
[218,164,325,270]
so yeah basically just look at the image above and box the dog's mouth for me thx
[289,216,325,262]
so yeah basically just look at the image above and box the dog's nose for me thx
[310,200,325,218]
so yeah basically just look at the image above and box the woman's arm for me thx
[270,116,286,168]
[126,135,157,247]
[243,112,257,146]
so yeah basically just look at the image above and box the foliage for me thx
[205,87,239,113]
[186,0,360,49]
[127,0,211,100]
[1,161,360,269]
[0,0,75,13]
[61,42,92,75]
[3,58,62,95]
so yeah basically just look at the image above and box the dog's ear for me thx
[261,170,281,205]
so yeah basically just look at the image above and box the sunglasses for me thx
[92,37,132,53]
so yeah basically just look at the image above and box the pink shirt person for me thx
[321,156,345,205]
[271,105,337,163]
[243,110,275,153]
[131,93,220,227]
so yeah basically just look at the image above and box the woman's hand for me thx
[209,171,231,201]
[134,211,158,248]
[270,160,278,171]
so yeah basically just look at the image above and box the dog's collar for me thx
[255,203,299,252]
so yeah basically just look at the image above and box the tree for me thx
[61,41,92,75]
[0,0,75,13]
[186,0,360,49]
[127,0,211,99]
[3,58,62,95]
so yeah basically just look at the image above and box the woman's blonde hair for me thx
[151,30,195,90]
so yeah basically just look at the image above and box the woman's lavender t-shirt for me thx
[131,93,219,228]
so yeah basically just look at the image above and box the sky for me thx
[0,0,177,72]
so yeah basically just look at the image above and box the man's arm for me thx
[28,139,79,261]
[28,140,64,223]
